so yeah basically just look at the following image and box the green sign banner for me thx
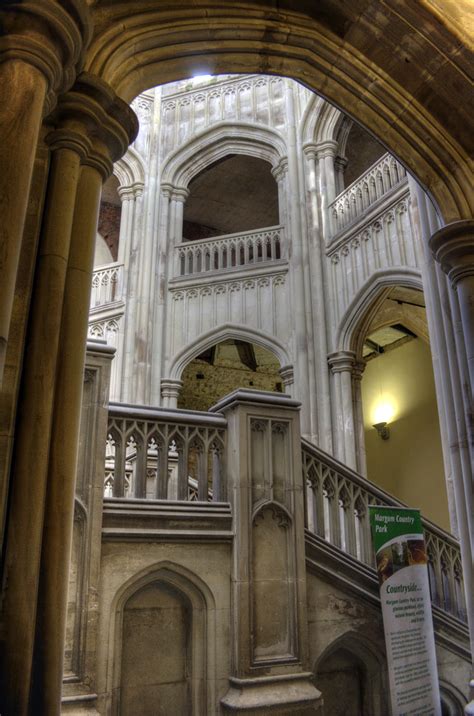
[369,505,441,716]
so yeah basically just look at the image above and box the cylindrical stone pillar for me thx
[31,163,103,714]
[430,221,474,397]
[0,129,88,716]
[0,0,91,385]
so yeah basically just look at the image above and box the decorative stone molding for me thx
[327,350,356,374]
[45,72,138,180]
[429,220,474,288]
[279,364,294,390]
[314,139,338,160]
[115,146,146,198]
[161,379,183,403]
[0,0,91,115]
[161,122,287,190]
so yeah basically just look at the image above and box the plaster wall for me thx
[362,338,449,530]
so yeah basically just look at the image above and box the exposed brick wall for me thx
[98,201,122,261]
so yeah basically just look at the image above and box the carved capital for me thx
[314,140,338,160]
[0,0,91,114]
[279,364,294,388]
[429,220,474,288]
[45,72,138,180]
[161,379,183,400]
[328,350,357,374]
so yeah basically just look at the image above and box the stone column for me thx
[151,187,172,404]
[0,124,88,716]
[409,182,474,678]
[352,360,367,476]
[430,221,474,396]
[0,73,137,715]
[0,0,90,384]
[33,76,137,716]
[212,390,321,714]
[115,183,143,402]
[328,351,357,471]
[303,145,334,454]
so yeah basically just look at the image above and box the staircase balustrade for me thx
[329,154,407,237]
[90,262,123,308]
[302,438,467,623]
[106,404,227,502]
[102,403,465,624]
[175,225,284,278]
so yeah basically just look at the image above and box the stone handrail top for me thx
[92,260,123,272]
[108,401,228,428]
[330,152,405,207]
[178,224,283,248]
[301,437,459,548]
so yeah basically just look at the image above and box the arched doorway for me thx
[356,283,450,529]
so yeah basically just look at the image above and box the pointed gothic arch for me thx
[160,121,287,192]
[168,322,292,382]
[107,561,217,715]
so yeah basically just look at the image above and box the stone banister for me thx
[329,153,407,238]
[302,437,467,625]
[175,224,285,277]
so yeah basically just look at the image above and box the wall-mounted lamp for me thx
[373,421,390,440]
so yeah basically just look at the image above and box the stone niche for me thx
[120,581,194,716]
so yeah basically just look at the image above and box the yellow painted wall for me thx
[361,339,450,531]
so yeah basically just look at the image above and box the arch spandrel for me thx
[85,2,473,223]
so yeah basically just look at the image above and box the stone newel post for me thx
[211,389,321,714]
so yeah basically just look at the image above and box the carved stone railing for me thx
[90,262,123,308]
[302,438,467,623]
[105,403,227,502]
[329,154,407,238]
[175,225,284,278]
[102,400,466,625]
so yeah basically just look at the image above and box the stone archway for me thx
[84,2,473,223]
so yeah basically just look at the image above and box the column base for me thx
[221,672,322,714]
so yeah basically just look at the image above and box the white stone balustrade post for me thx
[211,390,321,714]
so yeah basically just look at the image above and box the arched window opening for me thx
[360,285,450,530]
[182,155,279,241]
[178,340,283,412]
[95,174,122,266]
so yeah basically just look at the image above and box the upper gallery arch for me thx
[160,121,286,192]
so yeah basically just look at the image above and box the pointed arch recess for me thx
[168,323,291,381]
[160,121,286,191]
[335,268,424,357]
[108,561,217,715]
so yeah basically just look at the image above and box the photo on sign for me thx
[376,546,394,584]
